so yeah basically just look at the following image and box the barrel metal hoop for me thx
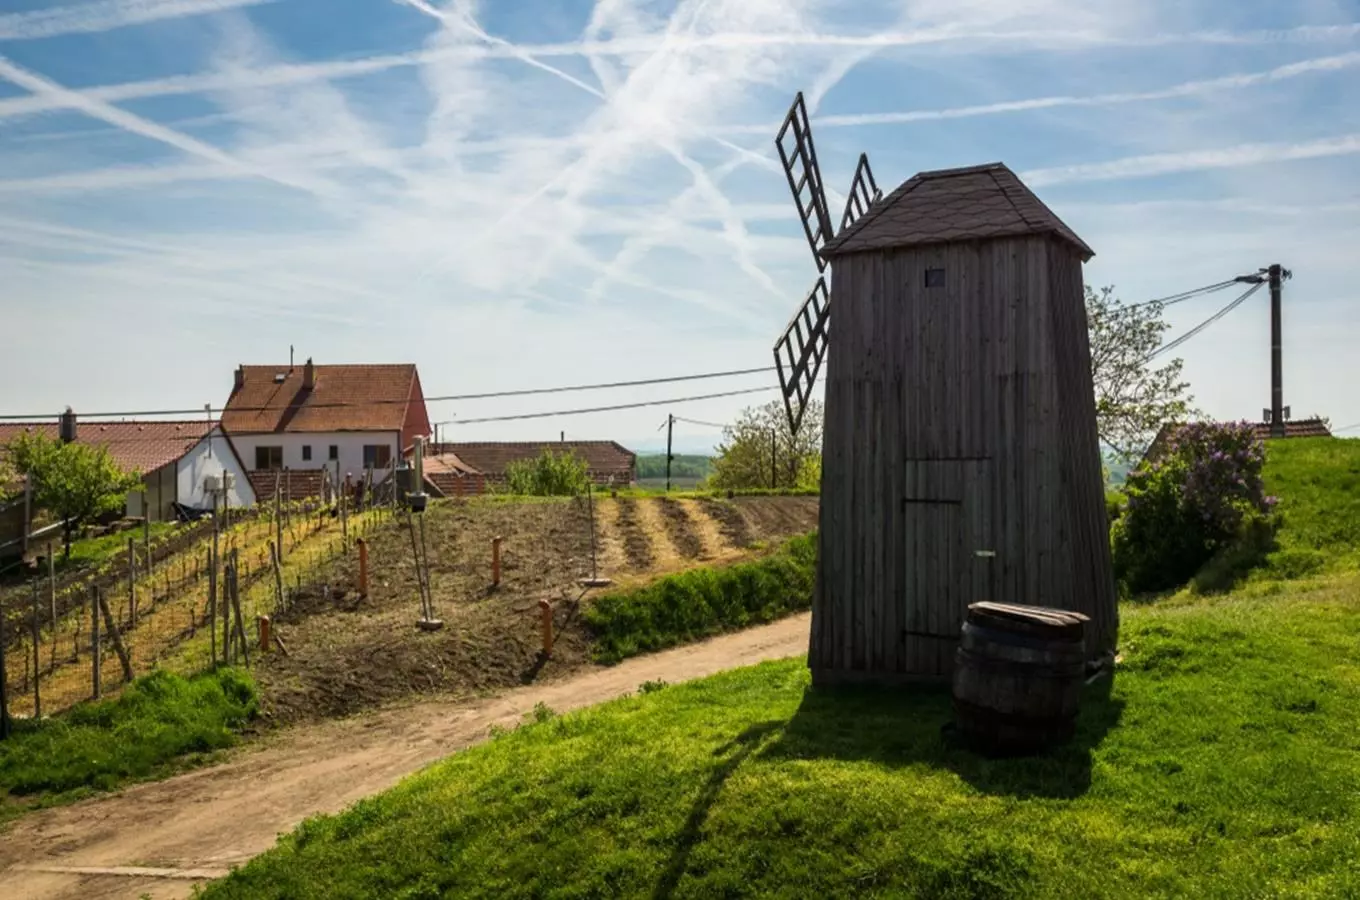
[961,621,1084,654]
[955,648,1085,680]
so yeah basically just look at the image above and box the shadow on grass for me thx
[759,677,1124,800]
[652,720,784,900]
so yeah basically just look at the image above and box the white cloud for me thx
[0,0,273,41]
[3,1,1360,439]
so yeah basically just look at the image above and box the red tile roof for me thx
[0,420,216,475]
[221,363,423,435]
[432,441,636,484]
[821,162,1094,260]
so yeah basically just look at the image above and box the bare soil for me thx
[253,496,819,725]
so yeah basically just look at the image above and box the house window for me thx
[255,446,283,470]
[302,445,312,462]
[363,444,393,469]
[924,267,946,288]
[328,445,339,461]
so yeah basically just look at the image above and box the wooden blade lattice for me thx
[776,92,833,273]
[840,153,882,234]
[773,277,830,436]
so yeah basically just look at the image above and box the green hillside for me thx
[197,437,1360,900]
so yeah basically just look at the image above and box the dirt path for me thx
[0,614,813,900]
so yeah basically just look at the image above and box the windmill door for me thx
[901,459,992,642]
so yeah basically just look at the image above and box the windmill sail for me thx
[776,92,833,273]
[840,153,882,234]
[773,277,830,436]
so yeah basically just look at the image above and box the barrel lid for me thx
[966,601,1088,641]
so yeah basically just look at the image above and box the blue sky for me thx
[1,0,1358,454]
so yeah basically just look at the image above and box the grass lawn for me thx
[0,668,257,825]
[1260,437,1360,575]
[200,570,1360,899]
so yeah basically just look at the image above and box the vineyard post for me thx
[270,541,285,613]
[0,590,11,739]
[274,472,284,563]
[127,536,138,628]
[230,553,250,666]
[91,586,101,699]
[97,588,134,683]
[30,577,42,719]
[208,547,217,668]
[143,500,152,577]
[48,544,57,671]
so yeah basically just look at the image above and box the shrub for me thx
[503,449,590,497]
[1113,421,1278,594]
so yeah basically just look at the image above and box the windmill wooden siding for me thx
[812,227,1118,684]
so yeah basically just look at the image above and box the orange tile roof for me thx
[221,363,421,434]
[0,420,216,475]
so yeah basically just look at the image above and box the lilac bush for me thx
[1114,420,1278,593]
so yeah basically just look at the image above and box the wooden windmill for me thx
[772,92,1118,686]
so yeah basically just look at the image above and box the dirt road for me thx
[0,614,812,900]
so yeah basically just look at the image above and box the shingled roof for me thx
[820,162,1094,260]
[222,363,423,434]
[0,420,217,475]
[1141,417,1335,466]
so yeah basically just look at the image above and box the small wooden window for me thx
[924,267,946,288]
[301,445,312,461]
[254,446,283,470]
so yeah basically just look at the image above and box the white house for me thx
[220,358,432,500]
[0,414,255,521]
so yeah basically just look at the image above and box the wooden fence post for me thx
[230,558,250,666]
[48,546,57,671]
[127,535,140,628]
[357,538,369,599]
[270,541,285,613]
[492,536,503,588]
[91,586,101,699]
[97,589,135,684]
[30,578,41,719]
[208,547,217,668]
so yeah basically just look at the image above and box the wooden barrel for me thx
[951,602,1089,756]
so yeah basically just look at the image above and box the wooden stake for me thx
[30,578,41,719]
[492,536,503,588]
[127,536,138,627]
[48,546,57,671]
[357,538,369,598]
[258,615,271,654]
[230,558,250,666]
[538,598,554,657]
[91,586,101,699]
[208,547,217,668]
[97,587,134,683]
[270,541,285,613]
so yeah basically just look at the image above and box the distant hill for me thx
[636,454,713,481]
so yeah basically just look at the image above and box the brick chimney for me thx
[234,365,245,392]
[58,406,77,443]
[303,357,316,390]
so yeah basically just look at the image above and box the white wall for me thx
[177,426,255,509]
[226,431,400,481]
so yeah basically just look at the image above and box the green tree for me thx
[1087,284,1197,463]
[504,449,590,496]
[709,399,823,491]
[6,432,140,558]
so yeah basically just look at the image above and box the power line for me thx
[673,415,729,429]
[0,366,778,422]
[449,386,777,425]
[1143,281,1265,364]
[1122,278,1241,312]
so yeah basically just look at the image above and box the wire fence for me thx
[0,490,396,723]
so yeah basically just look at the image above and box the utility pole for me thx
[1236,264,1292,438]
[665,414,675,493]
[1268,263,1289,438]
